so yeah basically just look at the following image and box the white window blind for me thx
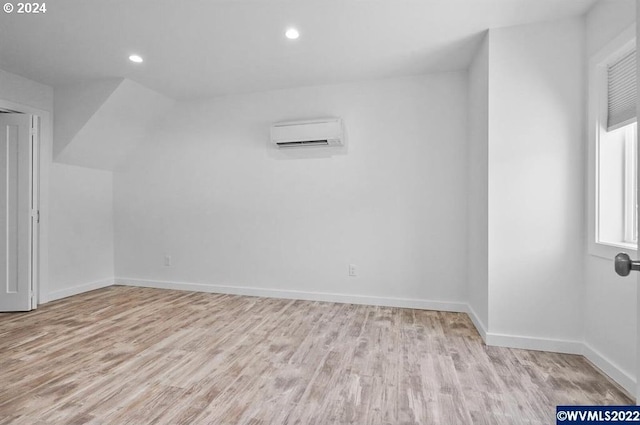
[608,50,637,132]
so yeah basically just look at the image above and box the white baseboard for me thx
[583,343,636,396]
[479,330,635,398]
[464,306,583,355]
[465,304,488,342]
[116,277,468,313]
[484,332,583,355]
[47,278,115,302]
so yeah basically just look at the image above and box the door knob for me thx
[614,253,640,276]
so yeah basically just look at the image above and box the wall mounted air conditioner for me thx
[270,118,344,148]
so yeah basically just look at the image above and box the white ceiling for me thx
[0,0,596,100]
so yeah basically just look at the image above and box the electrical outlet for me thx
[164,255,172,267]
[349,264,358,277]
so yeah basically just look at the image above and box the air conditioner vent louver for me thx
[271,118,343,148]
[276,140,329,147]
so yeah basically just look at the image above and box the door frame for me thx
[0,98,49,307]
[29,114,39,310]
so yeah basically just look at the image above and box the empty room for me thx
[0,0,639,423]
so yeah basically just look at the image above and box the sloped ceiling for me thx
[54,79,174,171]
[53,78,122,157]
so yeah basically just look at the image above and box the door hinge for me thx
[32,209,39,224]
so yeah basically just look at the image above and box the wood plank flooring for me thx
[0,286,633,424]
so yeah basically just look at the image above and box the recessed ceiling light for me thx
[129,54,143,63]
[285,28,299,40]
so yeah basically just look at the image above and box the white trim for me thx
[583,343,636,397]
[485,332,583,355]
[116,277,468,312]
[30,115,40,310]
[47,278,114,302]
[590,240,637,261]
[484,331,636,397]
[465,303,488,342]
[464,307,635,397]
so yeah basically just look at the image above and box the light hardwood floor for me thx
[0,286,633,424]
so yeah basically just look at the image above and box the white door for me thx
[637,12,640,403]
[637,113,640,402]
[636,116,640,402]
[0,114,34,312]
[637,169,640,403]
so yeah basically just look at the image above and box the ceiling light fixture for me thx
[285,28,299,40]
[129,54,144,63]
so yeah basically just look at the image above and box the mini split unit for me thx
[270,118,344,148]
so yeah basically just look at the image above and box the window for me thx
[588,26,637,258]
[623,123,637,244]
[597,121,637,248]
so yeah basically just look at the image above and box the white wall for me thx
[486,18,585,347]
[0,68,53,305]
[467,33,490,335]
[582,0,637,393]
[48,163,114,300]
[114,74,469,308]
